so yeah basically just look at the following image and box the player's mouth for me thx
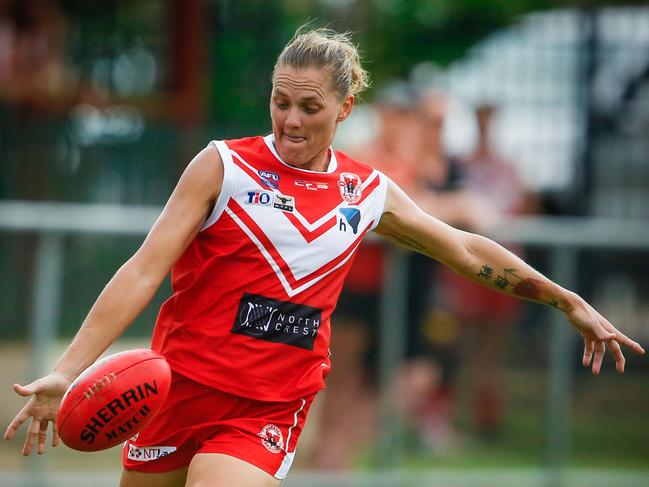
[284,134,306,144]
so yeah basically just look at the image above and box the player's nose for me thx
[284,108,302,129]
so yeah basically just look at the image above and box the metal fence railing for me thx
[2,201,649,487]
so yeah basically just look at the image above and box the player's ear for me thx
[336,95,354,123]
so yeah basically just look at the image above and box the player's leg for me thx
[185,453,280,487]
[119,466,188,487]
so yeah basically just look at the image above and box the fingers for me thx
[612,331,645,356]
[596,317,645,355]
[22,416,41,456]
[606,340,626,374]
[13,381,37,397]
[594,328,616,342]
[52,422,60,448]
[37,420,48,455]
[582,338,595,368]
[591,341,606,375]
[3,403,31,441]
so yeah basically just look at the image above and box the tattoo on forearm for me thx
[476,264,547,303]
[549,299,560,309]
[386,231,430,255]
[512,278,543,300]
[494,275,510,289]
[477,265,494,280]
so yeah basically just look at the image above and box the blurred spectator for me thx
[0,0,75,114]
[392,90,503,454]
[308,83,501,468]
[305,81,421,470]
[433,102,539,440]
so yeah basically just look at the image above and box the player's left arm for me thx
[375,179,645,374]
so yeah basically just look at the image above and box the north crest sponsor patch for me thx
[231,293,322,350]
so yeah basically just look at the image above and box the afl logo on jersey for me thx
[259,170,280,190]
[338,172,362,204]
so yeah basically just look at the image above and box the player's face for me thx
[271,66,354,172]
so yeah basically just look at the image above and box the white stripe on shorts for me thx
[274,398,307,480]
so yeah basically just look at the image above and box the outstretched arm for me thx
[4,143,224,455]
[375,179,645,374]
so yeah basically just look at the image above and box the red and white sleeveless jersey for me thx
[151,135,388,401]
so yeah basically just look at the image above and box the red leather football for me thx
[56,349,172,452]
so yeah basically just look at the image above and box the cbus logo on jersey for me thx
[295,180,329,191]
[231,293,322,350]
[258,170,280,190]
[338,172,362,204]
[338,208,361,234]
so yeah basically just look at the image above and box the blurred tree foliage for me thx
[207,0,576,133]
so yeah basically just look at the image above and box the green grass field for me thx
[1,342,647,486]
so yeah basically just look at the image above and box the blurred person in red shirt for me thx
[434,103,539,439]
[310,84,501,467]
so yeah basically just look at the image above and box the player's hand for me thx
[565,297,645,375]
[3,373,71,455]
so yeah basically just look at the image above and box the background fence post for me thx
[378,244,408,469]
[545,246,578,487]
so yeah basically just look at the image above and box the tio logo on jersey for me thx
[246,191,295,213]
[247,192,273,205]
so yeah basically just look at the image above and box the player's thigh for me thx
[185,453,280,487]
[119,466,188,487]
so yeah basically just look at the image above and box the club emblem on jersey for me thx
[259,170,280,190]
[258,424,284,454]
[338,172,362,204]
[273,193,295,212]
[338,208,361,234]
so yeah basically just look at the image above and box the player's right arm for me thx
[4,143,224,455]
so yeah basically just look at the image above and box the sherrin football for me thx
[56,349,171,452]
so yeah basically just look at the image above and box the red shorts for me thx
[122,370,315,480]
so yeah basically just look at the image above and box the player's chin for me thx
[279,145,310,167]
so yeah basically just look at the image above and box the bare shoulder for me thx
[375,178,427,234]
[175,143,225,203]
